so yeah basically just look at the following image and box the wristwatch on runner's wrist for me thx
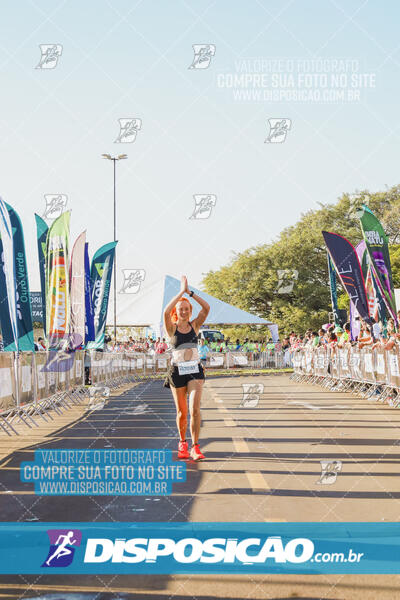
[189,290,194,297]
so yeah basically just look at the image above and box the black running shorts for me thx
[163,363,205,389]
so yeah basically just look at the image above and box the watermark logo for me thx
[348,193,370,219]
[36,44,63,69]
[89,386,110,400]
[189,194,217,220]
[265,118,291,143]
[119,269,146,294]
[88,386,110,411]
[189,44,216,69]
[275,269,298,294]
[41,334,83,373]
[240,383,264,408]
[42,529,82,567]
[115,118,142,143]
[123,403,149,415]
[43,194,68,220]
[317,460,342,485]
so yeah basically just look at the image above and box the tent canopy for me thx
[108,274,278,338]
[162,275,272,325]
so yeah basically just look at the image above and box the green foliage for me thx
[201,185,400,335]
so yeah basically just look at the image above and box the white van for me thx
[199,328,224,344]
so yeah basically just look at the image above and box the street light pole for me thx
[113,158,116,343]
[101,153,128,344]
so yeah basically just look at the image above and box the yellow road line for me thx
[232,437,249,453]
[246,471,269,491]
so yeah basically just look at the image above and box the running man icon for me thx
[42,529,82,567]
[46,531,76,565]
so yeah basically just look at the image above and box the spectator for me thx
[358,321,373,349]
[198,338,210,366]
[155,338,168,354]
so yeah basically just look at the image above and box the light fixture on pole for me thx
[101,153,128,343]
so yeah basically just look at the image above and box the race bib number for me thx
[178,360,199,375]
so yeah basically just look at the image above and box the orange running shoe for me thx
[178,440,190,459]
[190,444,205,460]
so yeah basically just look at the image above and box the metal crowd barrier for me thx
[200,351,289,369]
[0,349,142,437]
[0,348,291,437]
[290,346,400,406]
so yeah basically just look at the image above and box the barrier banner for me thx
[374,348,387,385]
[338,347,350,379]
[305,349,313,374]
[74,351,84,387]
[210,354,225,368]
[34,352,48,401]
[56,353,69,393]
[0,352,16,411]
[17,352,34,406]
[350,350,362,382]
[46,358,57,397]
[387,348,400,388]
[46,212,71,350]
[233,353,248,366]
[314,347,326,377]
[330,348,339,379]
[35,214,48,338]
[361,348,375,384]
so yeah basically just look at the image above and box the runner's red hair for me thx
[171,298,193,323]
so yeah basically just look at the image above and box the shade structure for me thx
[107,275,278,339]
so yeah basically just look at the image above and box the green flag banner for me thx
[327,252,340,326]
[35,214,48,338]
[45,212,71,350]
[358,205,397,323]
[86,241,117,350]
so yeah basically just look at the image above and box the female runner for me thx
[163,276,210,460]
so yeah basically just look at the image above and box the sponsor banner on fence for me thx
[0,522,399,574]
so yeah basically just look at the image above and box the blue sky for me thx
[1,0,400,323]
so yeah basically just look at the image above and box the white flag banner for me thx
[69,231,86,349]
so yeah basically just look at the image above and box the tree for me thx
[201,185,400,336]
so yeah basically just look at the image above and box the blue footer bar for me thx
[0,522,399,574]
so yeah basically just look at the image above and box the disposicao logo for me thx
[83,536,314,564]
[42,529,82,567]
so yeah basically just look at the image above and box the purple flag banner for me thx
[322,231,371,325]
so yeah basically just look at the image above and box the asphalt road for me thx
[0,373,399,599]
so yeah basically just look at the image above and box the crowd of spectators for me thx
[284,311,400,355]
[106,336,281,354]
